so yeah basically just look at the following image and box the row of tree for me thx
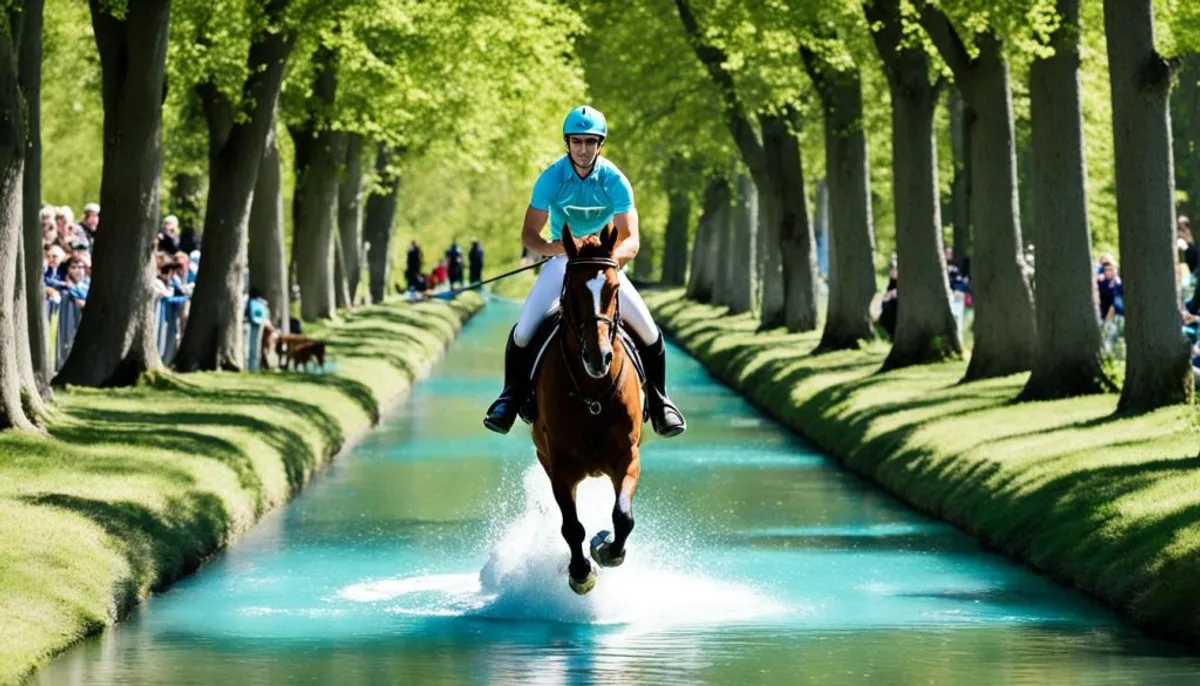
[573,0,1198,414]
[0,0,583,430]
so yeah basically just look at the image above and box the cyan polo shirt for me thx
[529,155,635,240]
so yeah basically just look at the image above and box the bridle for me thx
[558,256,627,415]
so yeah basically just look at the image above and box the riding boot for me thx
[484,327,536,434]
[637,330,686,437]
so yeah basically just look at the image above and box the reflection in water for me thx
[34,299,1200,685]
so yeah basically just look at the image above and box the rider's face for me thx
[566,136,603,168]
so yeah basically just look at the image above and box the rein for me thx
[558,256,626,416]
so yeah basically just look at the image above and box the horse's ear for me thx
[562,223,579,259]
[600,224,618,254]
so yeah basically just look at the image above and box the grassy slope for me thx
[647,290,1200,646]
[0,295,482,685]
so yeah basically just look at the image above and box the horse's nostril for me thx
[603,350,613,366]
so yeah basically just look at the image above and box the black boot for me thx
[484,328,536,434]
[638,331,686,437]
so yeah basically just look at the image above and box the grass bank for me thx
[0,294,482,685]
[646,290,1200,647]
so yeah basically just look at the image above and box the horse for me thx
[532,223,643,595]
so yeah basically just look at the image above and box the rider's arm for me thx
[611,209,640,267]
[521,207,564,257]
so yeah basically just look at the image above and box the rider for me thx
[483,105,686,438]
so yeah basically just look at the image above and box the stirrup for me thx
[484,395,520,434]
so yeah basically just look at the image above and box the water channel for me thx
[34,301,1200,685]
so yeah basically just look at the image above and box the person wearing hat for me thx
[482,105,686,438]
[80,202,100,241]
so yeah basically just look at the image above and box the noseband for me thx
[558,256,626,415]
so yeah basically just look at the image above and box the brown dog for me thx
[276,334,326,372]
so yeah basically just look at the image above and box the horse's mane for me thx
[572,233,613,259]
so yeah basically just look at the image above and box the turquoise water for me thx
[34,302,1200,685]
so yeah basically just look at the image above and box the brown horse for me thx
[533,223,643,595]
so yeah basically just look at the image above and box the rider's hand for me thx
[544,241,566,257]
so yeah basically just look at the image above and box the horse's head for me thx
[560,223,621,379]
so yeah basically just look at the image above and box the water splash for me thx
[340,463,782,626]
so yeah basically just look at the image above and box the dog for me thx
[275,334,327,372]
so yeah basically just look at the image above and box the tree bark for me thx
[337,132,363,304]
[333,224,350,309]
[709,176,735,307]
[364,143,400,304]
[661,177,690,287]
[1104,0,1193,412]
[760,111,817,332]
[174,1,293,372]
[0,13,34,429]
[248,120,287,330]
[866,0,962,369]
[802,49,878,352]
[54,0,170,388]
[18,0,48,399]
[920,11,1036,380]
[948,88,972,266]
[290,48,342,322]
[1021,0,1111,400]
[686,176,728,302]
[726,172,756,314]
[673,0,816,330]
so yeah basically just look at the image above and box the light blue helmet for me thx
[563,106,607,139]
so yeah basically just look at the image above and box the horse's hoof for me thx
[590,530,625,568]
[568,569,597,595]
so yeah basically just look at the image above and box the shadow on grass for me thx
[20,491,230,610]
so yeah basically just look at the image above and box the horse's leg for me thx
[592,449,640,568]
[550,476,596,595]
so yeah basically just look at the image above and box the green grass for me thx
[0,294,482,685]
[646,289,1200,647]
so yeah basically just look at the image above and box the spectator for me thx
[429,259,448,291]
[469,239,484,284]
[55,206,87,252]
[879,260,898,339]
[43,245,67,297]
[80,202,100,241]
[1097,260,1124,320]
[63,257,89,308]
[1178,215,1198,276]
[40,205,56,248]
[446,240,464,288]
[178,223,199,254]
[158,215,180,254]
[405,239,423,292]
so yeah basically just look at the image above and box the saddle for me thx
[519,312,647,425]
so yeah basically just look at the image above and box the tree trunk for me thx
[19,0,48,399]
[337,132,363,304]
[1021,0,1111,400]
[290,48,342,322]
[333,225,350,309]
[661,181,690,286]
[949,88,972,266]
[866,0,962,369]
[919,12,1037,380]
[1173,55,1200,219]
[54,0,170,388]
[174,3,292,372]
[1104,0,1193,411]
[364,143,400,304]
[727,172,756,314]
[0,11,34,429]
[248,120,287,330]
[761,111,818,332]
[686,176,728,302]
[709,177,735,307]
[803,51,878,352]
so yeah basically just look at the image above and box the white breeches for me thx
[513,255,658,348]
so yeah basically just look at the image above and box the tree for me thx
[336,132,364,303]
[363,143,400,304]
[1104,0,1193,412]
[673,0,818,332]
[54,0,171,388]
[248,116,288,331]
[173,0,295,371]
[1020,0,1112,400]
[685,175,730,302]
[864,0,962,369]
[19,0,48,399]
[919,4,1037,381]
[801,45,877,352]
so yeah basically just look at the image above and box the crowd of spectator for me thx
[42,202,201,368]
[404,238,485,299]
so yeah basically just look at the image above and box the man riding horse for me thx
[483,106,686,438]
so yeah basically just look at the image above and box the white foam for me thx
[338,464,782,627]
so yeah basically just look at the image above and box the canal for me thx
[34,301,1200,685]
